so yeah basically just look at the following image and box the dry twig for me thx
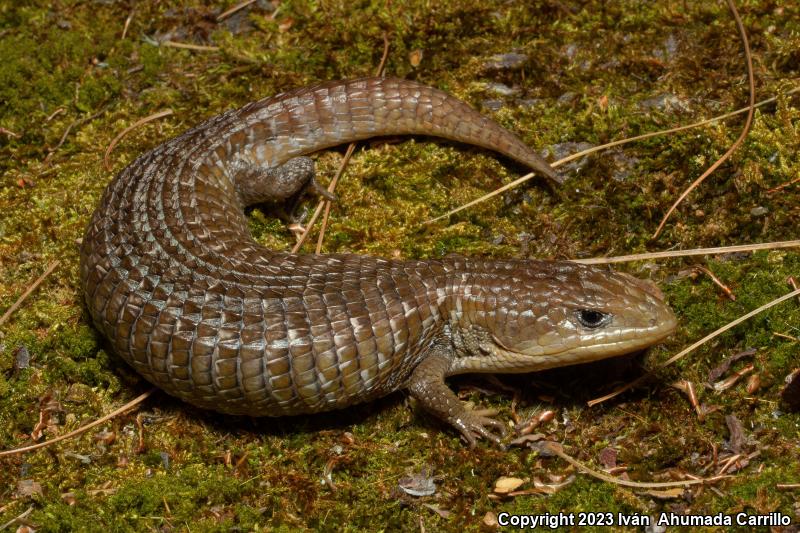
[0,505,33,531]
[217,0,257,22]
[314,34,392,254]
[42,108,106,168]
[692,265,736,301]
[571,239,800,265]
[291,198,331,253]
[314,144,356,254]
[44,107,65,122]
[103,109,173,172]
[0,389,154,457]
[290,34,391,254]
[544,441,730,488]
[788,276,800,303]
[653,0,755,238]
[767,176,800,193]
[121,11,134,39]
[0,261,60,327]
[161,40,220,52]
[424,84,798,224]
[588,286,800,406]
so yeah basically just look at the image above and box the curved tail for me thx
[236,77,562,184]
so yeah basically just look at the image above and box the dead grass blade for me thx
[103,109,173,172]
[0,505,34,531]
[0,389,155,457]
[296,33,391,254]
[571,239,800,265]
[543,441,730,488]
[217,0,257,22]
[42,108,107,169]
[315,144,356,254]
[588,286,800,407]
[424,83,798,227]
[422,83,799,225]
[768,176,800,193]
[0,261,60,327]
[652,0,755,239]
[161,40,220,52]
[121,10,134,39]
[291,194,331,253]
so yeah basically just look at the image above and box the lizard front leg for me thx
[408,347,507,448]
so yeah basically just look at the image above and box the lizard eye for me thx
[576,309,612,329]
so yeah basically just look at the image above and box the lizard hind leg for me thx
[232,156,332,207]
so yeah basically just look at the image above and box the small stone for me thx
[94,429,116,446]
[398,470,437,497]
[13,345,30,371]
[639,93,691,113]
[64,451,92,464]
[493,476,525,494]
[557,92,577,105]
[611,151,639,182]
[65,383,95,403]
[598,447,617,469]
[664,35,679,57]
[750,206,768,217]
[653,34,679,61]
[519,98,544,108]
[541,142,595,175]
[17,479,43,498]
[483,52,528,71]
[483,511,499,527]
[484,82,517,97]
[645,522,668,533]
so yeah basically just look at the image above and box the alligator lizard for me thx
[80,77,677,446]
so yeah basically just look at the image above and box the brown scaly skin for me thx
[80,77,677,447]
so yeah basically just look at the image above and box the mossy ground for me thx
[1,0,799,531]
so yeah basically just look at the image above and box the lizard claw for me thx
[453,412,508,449]
[308,176,337,203]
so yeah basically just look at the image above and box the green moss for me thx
[1,0,800,529]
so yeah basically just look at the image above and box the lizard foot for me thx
[306,175,337,203]
[452,411,508,449]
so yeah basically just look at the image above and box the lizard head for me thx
[447,260,678,374]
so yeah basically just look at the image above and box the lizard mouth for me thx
[469,317,678,373]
